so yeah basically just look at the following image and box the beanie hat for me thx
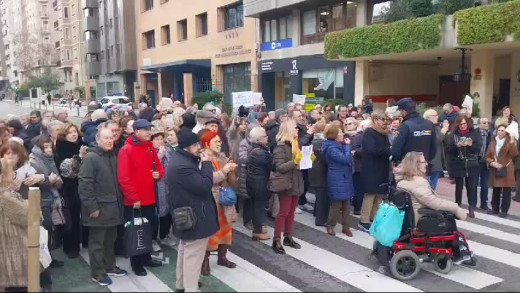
[200,131,220,148]
[275,109,287,122]
[397,97,416,112]
[177,127,200,149]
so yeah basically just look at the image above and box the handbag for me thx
[268,171,292,193]
[219,186,237,206]
[369,201,405,247]
[173,206,197,231]
[123,209,153,257]
[494,156,511,178]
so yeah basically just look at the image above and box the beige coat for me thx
[0,188,28,287]
[397,176,467,224]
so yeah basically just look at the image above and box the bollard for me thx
[27,187,41,292]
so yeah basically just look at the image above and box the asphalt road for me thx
[0,99,85,125]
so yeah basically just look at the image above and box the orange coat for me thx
[486,137,519,188]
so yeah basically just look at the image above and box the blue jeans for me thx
[478,162,489,207]
[429,171,443,190]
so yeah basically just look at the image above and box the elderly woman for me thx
[200,131,238,276]
[424,109,449,190]
[486,124,518,218]
[246,127,273,241]
[309,120,329,226]
[343,118,364,214]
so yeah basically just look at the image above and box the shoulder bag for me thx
[494,156,512,178]
[173,206,197,231]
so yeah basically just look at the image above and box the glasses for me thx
[208,109,216,113]
[346,123,354,126]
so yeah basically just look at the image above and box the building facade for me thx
[244,0,360,109]
[51,0,87,97]
[83,0,137,101]
[135,0,258,107]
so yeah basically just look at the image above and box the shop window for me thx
[219,1,243,31]
[177,19,187,41]
[161,24,171,45]
[196,12,208,37]
[142,30,155,49]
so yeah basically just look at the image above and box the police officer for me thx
[391,98,436,164]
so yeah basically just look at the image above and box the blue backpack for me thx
[369,201,405,247]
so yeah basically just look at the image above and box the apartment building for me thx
[0,0,25,89]
[51,0,87,96]
[83,0,137,101]
[244,0,362,109]
[135,0,258,107]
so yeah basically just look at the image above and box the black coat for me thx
[446,128,482,178]
[246,143,272,201]
[265,120,280,153]
[361,128,391,195]
[309,134,327,189]
[55,139,83,205]
[14,129,31,151]
[168,149,219,241]
[26,122,41,140]
[345,131,364,174]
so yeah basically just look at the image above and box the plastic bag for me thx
[369,201,405,247]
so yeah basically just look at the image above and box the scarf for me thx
[495,136,505,157]
[30,146,61,198]
[458,128,470,136]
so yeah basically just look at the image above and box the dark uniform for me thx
[391,100,437,163]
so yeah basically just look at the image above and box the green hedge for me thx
[324,14,445,59]
[454,0,520,45]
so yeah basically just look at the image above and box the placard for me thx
[252,92,263,105]
[299,145,313,170]
[292,94,306,105]
[232,91,254,108]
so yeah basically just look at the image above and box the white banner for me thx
[293,94,306,105]
[253,92,263,105]
[232,91,254,108]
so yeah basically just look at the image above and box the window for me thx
[72,4,75,16]
[302,9,316,36]
[109,18,113,29]
[66,50,71,60]
[73,48,78,59]
[263,16,292,42]
[64,7,68,18]
[160,0,169,3]
[142,30,155,49]
[75,72,79,86]
[220,1,243,31]
[301,2,357,45]
[86,53,98,62]
[177,19,187,41]
[143,0,153,11]
[161,25,170,45]
[196,12,208,37]
[84,8,95,17]
[72,26,77,38]
[100,25,103,36]
[65,27,70,39]
[43,21,49,32]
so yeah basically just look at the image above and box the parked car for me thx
[98,96,132,109]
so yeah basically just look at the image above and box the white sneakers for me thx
[158,235,177,248]
[299,203,314,212]
[152,240,162,252]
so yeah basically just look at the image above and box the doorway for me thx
[496,79,511,114]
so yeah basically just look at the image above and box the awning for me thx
[141,59,211,73]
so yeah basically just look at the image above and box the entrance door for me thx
[147,90,156,108]
[438,76,470,106]
[223,63,251,105]
[497,79,511,114]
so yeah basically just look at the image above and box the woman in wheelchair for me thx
[394,152,474,265]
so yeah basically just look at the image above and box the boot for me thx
[252,233,271,241]
[200,251,210,276]
[326,226,336,236]
[271,237,286,254]
[217,245,236,268]
[468,206,475,219]
[283,236,301,249]
[342,228,353,237]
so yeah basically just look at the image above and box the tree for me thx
[12,30,57,73]
[437,0,474,15]
[27,71,62,94]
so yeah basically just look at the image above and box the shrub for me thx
[193,91,224,107]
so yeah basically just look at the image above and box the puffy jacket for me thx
[81,119,107,147]
[237,138,252,198]
[168,149,219,241]
[246,143,272,201]
[322,140,354,202]
[118,136,165,207]
[397,175,467,224]
[273,141,304,197]
[78,147,124,227]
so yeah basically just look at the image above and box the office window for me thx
[220,1,243,31]
[64,7,68,18]
[177,19,187,41]
[161,25,170,45]
[142,30,155,49]
[302,9,316,36]
[196,12,208,37]
[262,16,292,43]
[143,0,153,11]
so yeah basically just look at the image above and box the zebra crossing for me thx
[55,198,520,292]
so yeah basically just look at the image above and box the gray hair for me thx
[203,103,216,111]
[443,103,453,112]
[96,126,113,140]
[370,110,387,121]
[423,109,438,120]
[249,126,266,144]
[477,117,490,124]
[91,109,108,121]
[98,120,118,131]
[47,120,64,131]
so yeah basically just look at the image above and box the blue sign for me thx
[260,39,293,52]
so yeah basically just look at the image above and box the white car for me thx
[98,96,132,110]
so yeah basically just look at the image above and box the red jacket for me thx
[118,136,165,207]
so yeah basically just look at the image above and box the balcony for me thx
[85,39,100,54]
[83,0,99,8]
[84,15,99,31]
[58,59,73,69]
[86,61,101,77]
[61,38,72,47]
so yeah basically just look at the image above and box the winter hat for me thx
[177,127,200,149]
[274,109,287,122]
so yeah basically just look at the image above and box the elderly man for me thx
[192,110,214,135]
[55,108,69,123]
[477,117,492,210]
[440,103,457,125]
[79,127,127,286]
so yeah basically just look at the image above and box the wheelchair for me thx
[371,186,477,281]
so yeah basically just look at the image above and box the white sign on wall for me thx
[232,91,254,108]
[252,92,263,105]
[292,94,306,105]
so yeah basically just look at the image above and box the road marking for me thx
[295,212,503,290]
[471,211,520,230]
[80,249,173,292]
[233,223,422,292]
[466,240,520,270]
[456,220,520,245]
[208,250,301,292]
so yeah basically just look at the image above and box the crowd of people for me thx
[1,95,520,292]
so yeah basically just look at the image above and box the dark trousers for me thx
[492,187,512,214]
[298,170,310,206]
[352,172,363,212]
[327,200,351,229]
[114,225,125,256]
[124,205,158,270]
[312,188,329,226]
[478,163,490,207]
[252,196,269,234]
[63,196,81,254]
[159,215,173,239]
[274,196,299,238]
[242,197,253,226]
[455,176,478,207]
[88,226,117,278]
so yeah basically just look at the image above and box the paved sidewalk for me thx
[15,99,88,118]
[436,177,520,217]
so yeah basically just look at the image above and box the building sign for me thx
[260,39,293,52]
[215,45,252,58]
[290,60,299,76]
[259,54,354,74]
